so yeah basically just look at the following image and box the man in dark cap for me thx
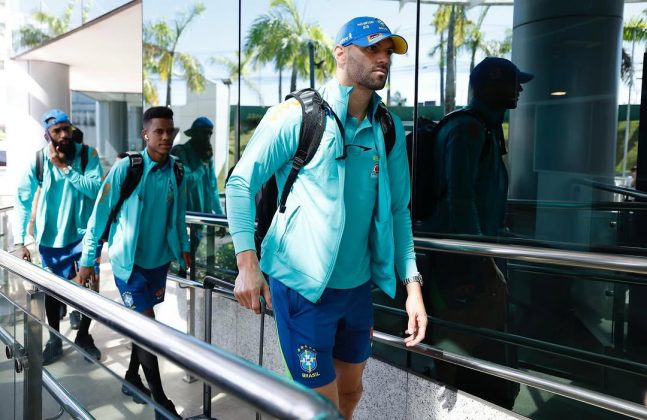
[13,108,104,365]
[426,57,533,408]
[171,117,224,215]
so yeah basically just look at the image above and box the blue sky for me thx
[143,0,646,107]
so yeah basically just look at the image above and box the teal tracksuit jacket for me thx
[226,78,418,303]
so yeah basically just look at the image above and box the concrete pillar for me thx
[96,100,128,163]
[508,0,624,244]
[6,60,70,182]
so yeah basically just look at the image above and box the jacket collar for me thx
[468,97,505,127]
[323,78,383,123]
[143,148,171,172]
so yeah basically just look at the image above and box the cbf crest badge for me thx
[297,345,319,378]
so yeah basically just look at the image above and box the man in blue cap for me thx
[13,108,104,365]
[425,56,533,408]
[227,17,426,417]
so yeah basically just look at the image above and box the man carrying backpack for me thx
[78,106,189,418]
[226,17,427,418]
[426,57,533,408]
[13,109,104,365]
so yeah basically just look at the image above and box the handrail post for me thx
[1,212,8,287]
[183,224,198,384]
[202,276,216,418]
[24,288,45,420]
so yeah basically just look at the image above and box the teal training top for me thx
[327,111,379,289]
[80,149,190,281]
[226,78,418,303]
[171,140,224,215]
[13,143,103,247]
[134,155,174,268]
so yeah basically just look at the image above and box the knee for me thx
[339,382,364,408]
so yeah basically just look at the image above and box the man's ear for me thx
[334,45,346,66]
[141,129,148,141]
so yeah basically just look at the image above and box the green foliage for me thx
[244,0,335,98]
[143,2,206,106]
[615,121,639,172]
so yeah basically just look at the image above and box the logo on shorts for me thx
[122,292,135,309]
[297,345,319,377]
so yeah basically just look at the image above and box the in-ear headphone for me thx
[144,135,149,140]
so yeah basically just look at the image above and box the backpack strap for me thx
[375,102,396,156]
[35,149,44,186]
[80,144,89,173]
[173,159,184,186]
[101,152,144,241]
[279,88,336,213]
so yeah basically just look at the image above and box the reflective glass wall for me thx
[144,1,647,418]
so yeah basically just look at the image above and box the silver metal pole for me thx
[24,289,44,420]
[373,331,647,420]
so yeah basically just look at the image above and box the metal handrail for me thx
[184,213,647,276]
[373,331,647,420]
[197,276,647,419]
[0,250,342,420]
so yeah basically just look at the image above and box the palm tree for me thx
[143,3,206,106]
[18,0,93,48]
[209,51,264,105]
[432,4,469,113]
[620,17,647,176]
[244,0,335,100]
[463,6,490,75]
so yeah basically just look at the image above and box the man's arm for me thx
[226,100,302,313]
[56,146,104,199]
[387,114,427,347]
[79,159,127,268]
[13,157,39,247]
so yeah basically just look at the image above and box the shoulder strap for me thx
[375,102,396,156]
[80,145,89,173]
[35,149,44,186]
[101,152,144,241]
[278,88,330,213]
[173,159,184,186]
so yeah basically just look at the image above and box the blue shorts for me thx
[270,277,374,388]
[39,240,83,279]
[114,263,170,313]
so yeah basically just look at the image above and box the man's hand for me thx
[404,282,427,347]
[48,143,67,169]
[16,245,31,262]
[182,252,192,270]
[76,265,96,289]
[234,250,272,314]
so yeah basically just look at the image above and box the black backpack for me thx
[238,88,396,255]
[35,144,89,186]
[407,108,492,222]
[100,152,184,241]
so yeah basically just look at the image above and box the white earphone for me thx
[144,135,149,140]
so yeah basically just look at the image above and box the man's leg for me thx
[333,359,367,419]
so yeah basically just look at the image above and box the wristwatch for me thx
[402,272,423,287]
[61,165,72,175]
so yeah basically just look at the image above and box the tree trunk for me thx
[440,31,445,109]
[290,64,298,93]
[166,52,174,107]
[278,67,283,102]
[468,46,477,103]
[445,5,456,114]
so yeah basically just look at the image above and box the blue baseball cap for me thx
[184,116,214,136]
[470,57,533,89]
[335,17,408,54]
[41,109,71,129]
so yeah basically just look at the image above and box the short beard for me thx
[347,55,388,91]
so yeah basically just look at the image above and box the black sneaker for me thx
[42,338,63,366]
[69,310,81,330]
[121,373,151,404]
[74,334,101,362]
[59,304,67,320]
[155,399,180,420]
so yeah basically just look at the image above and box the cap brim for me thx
[518,71,534,83]
[348,33,408,54]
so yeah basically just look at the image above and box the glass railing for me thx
[0,249,342,419]
[182,212,647,420]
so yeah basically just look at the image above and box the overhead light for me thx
[550,91,567,96]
